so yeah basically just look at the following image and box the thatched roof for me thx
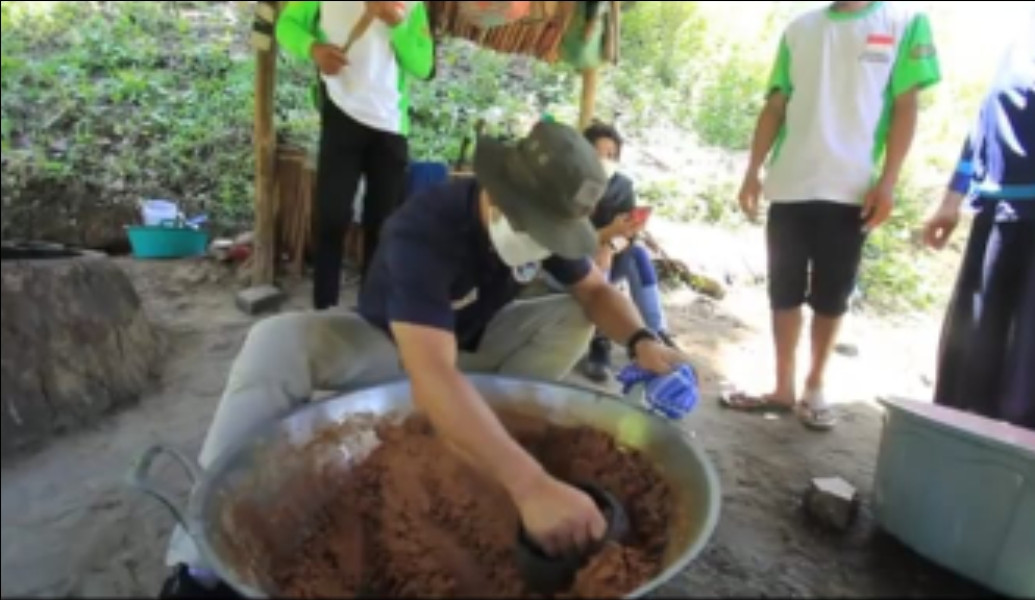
[427,1,581,63]
[259,2,612,64]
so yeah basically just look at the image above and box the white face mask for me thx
[488,210,551,267]
[601,158,619,180]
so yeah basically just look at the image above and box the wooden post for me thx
[251,1,279,286]
[578,67,598,130]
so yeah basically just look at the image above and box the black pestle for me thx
[515,482,630,595]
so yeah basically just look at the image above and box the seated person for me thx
[158,120,692,597]
[581,122,677,382]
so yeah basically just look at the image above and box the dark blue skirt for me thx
[934,201,1035,429]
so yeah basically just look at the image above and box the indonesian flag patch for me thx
[860,32,895,63]
[866,33,895,48]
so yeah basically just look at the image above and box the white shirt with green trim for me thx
[763,1,941,206]
[320,1,417,135]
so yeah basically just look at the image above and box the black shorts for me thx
[766,201,866,317]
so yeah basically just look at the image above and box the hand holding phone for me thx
[630,206,653,225]
[608,208,651,241]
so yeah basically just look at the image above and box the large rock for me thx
[1,198,138,252]
[803,476,860,531]
[1,243,163,459]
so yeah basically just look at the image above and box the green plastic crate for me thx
[874,398,1035,598]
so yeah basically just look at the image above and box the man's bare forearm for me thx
[939,189,966,211]
[746,96,787,175]
[880,89,919,187]
[576,278,646,344]
[412,363,545,497]
[392,323,546,502]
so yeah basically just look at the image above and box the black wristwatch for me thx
[626,328,660,360]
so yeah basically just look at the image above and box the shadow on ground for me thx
[0,259,995,598]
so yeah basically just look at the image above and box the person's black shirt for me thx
[359,179,592,351]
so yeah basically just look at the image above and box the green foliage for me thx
[854,72,986,312]
[603,1,709,129]
[0,0,578,241]
[693,50,767,150]
[648,176,742,227]
[0,0,991,311]
[408,41,577,163]
[1,0,258,237]
[857,175,942,313]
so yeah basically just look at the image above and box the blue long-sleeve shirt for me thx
[949,86,1035,220]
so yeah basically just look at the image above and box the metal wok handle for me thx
[127,444,203,529]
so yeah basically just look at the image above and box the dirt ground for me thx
[0,253,993,598]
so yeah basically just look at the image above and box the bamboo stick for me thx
[579,67,599,131]
[343,6,375,53]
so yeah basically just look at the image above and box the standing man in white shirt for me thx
[277,1,434,308]
[723,1,941,429]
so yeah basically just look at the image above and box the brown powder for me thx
[265,415,673,598]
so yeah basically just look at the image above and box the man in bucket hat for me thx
[158,121,692,597]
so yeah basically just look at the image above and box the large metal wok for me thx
[131,375,721,598]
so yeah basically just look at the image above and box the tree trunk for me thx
[1,244,162,459]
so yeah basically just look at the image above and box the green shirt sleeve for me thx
[890,13,941,98]
[766,36,793,98]
[390,2,434,80]
[276,1,322,61]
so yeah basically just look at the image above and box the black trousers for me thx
[934,205,1034,429]
[313,100,408,310]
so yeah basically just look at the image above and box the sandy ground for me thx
[0,252,992,598]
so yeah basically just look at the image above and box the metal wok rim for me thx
[185,374,722,599]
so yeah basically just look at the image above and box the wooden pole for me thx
[578,67,598,131]
[251,1,279,286]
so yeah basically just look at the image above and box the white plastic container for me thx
[140,200,180,226]
[874,398,1035,598]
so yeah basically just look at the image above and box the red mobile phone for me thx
[630,206,653,224]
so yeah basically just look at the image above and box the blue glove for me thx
[617,364,699,420]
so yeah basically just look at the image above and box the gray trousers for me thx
[166,295,593,568]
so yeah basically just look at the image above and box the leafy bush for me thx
[0,0,575,243]
[692,50,767,151]
[2,1,259,239]
[0,0,989,312]
[648,176,742,227]
[408,41,575,163]
[857,173,944,313]
[603,1,709,129]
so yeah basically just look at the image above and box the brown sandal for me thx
[719,391,796,414]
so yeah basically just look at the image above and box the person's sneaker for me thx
[159,565,240,599]
[582,337,612,383]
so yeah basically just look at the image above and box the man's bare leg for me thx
[723,307,801,410]
[805,313,842,394]
[770,308,803,405]
[798,312,842,430]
